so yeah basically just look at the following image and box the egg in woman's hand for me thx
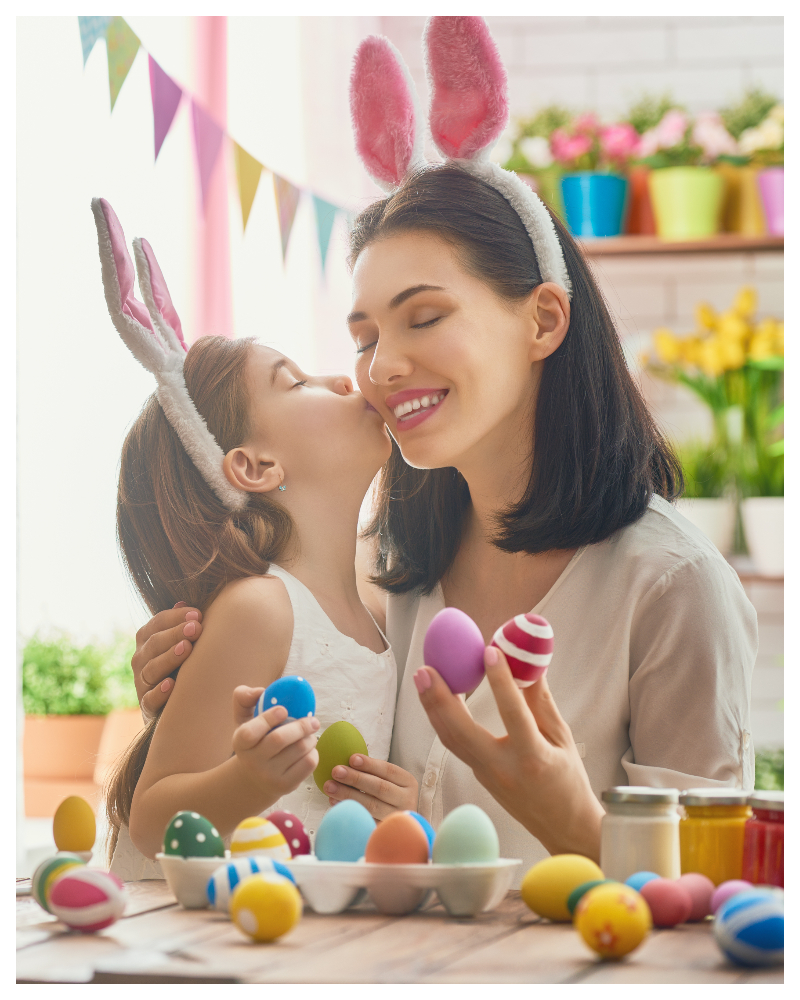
[432,804,499,864]
[491,613,554,688]
[315,800,376,862]
[313,720,369,793]
[365,812,430,864]
[53,796,95,854]
[423,608,486,694]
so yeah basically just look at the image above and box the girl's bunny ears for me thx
[91,198,247,511]
[350,16,572,299]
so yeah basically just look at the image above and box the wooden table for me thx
[16,880,782,984]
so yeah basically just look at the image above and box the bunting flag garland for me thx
[106,16,140,111]
[149,57,183,161]
[313,196,338,272]
[233,142,264,232]
[191,100,225,213]
[78,17,111,66]
[273,174,302,261]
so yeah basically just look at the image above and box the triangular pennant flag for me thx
[191,100,225,213]
[149,56,183,161]
[312,196,339,272]
[233,142,264,232]
[106,17,140,111]
[78,17,111,66]
[273,174,302,262]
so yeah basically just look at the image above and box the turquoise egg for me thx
[315,800,376,862]
[432,804,499,864]
[255,676,315,725]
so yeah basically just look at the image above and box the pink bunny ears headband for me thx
[91,198,247,511]
[350,17,572,299]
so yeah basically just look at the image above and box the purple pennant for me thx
[191,100,225,213]
[149,56,183,162]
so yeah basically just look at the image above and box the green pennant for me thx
[106,17,140,112]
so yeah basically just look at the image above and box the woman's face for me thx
[348,232,543,474]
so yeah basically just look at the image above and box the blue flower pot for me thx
[560,173,628,238]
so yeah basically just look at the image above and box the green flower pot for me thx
[648,166,724,241]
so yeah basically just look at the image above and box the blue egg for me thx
[206,856,294,912]
[255,676,315,726]
[407,811,435,858]
[315,800,376,862]
[625,871,660,892]
[714,889,784,967]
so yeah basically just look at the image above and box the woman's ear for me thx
[223,447,285,494]
[527,282,571,362]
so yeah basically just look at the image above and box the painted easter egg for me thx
[432,804,499,865]
[711,879,753,914]
[491,613,554,687]
[163,811,224,858]
[255,675,315,725]
[315,800,376,862]
[625,871,660,893]
[53,796,95,854]
[230,873,303,942]
[408,811,435,858]
[365,812,430,864]
[639,877,692,927]
[423,607,486,694]
[207,856,295,912]
[266,810,311,857]
[714,889,783,967]
[678,872,716,921]
[520,854,604,922]
[49,868,126,932]
[230,816,291,860]
[567,879,614,916]
[313,720,369,793]
[32,853,86,913]
[574,882,652,959]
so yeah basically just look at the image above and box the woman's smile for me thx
[385,387,450,431]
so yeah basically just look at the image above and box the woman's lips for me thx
[392,392,448,433]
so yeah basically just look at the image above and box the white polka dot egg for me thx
[163,811,225,858]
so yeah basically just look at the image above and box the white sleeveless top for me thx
[110,564,397,880]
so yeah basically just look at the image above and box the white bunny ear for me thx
[132,237,186,357]
[350,35,426,192]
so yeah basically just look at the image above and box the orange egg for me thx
[365,812,430,864]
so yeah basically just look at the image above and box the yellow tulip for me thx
[698,339,724,377]
[732,286,758,319]
[719,338,746,370]
[748,336,776,361]
[717,311,750,341]
[653,328,682,364]
[774,322,784,355]
[694,302,717,331]
[682,336,704,367]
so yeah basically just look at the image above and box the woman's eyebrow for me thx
[347,284,445,325]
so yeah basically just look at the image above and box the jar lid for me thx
[749,791,784,811]
[602,786,679,805]
[680,787,750,806]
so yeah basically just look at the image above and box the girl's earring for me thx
[278,484,286,491]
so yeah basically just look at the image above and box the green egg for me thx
[432,804,500,864]
[313,721,369,793]
[163,810,225,858]
[567,879,613,915]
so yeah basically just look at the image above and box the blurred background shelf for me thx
[580,234,784,256]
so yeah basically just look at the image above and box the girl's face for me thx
[349,232,549,474]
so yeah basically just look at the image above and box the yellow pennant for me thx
[106,17,140,112]
[233,142,264,232]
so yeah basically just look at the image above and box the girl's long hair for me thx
[105,336,293,861]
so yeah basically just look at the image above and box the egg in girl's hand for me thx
[574,882,652,959]
[230,817,291,860]
[255,675,315,725]
[315,799,376,862]
[520,854,604,922]
[163,811,225,858]
[423,608,486,694]
[266,810,311,856]
[432,804,499,864]
[313,721,369,793]
[491,613,554,688]
[365,812,430,864]
[53,796,95,856]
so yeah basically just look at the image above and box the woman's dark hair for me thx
[349,165,683,595]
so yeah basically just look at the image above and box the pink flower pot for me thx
[758,167,783,235]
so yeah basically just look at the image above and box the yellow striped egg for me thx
[230,817,291,860]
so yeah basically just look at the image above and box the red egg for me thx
[677,872,715,921]
[639,878,692,927]
[491,613,554,687]
[365,812,430,864]
[266,810,311,857]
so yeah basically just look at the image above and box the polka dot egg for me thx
[255,676,315,725]
[163,811,225,858]
[574,882,652,959]
[48,868,126,932]
[32,853,86,913]
[266,811,311,857]
[230,816,291,860]
[230,873,303,942]
[207,856,295,912]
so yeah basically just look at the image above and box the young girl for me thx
[92,198,417,880]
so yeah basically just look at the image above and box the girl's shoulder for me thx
[203,574,293,647]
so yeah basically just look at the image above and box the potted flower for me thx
[674,440,737,554]
[549,113,638,238]
[718,89,781,235]
[622,93,677,235]
[738,105,784,236]
[502,104,572,221]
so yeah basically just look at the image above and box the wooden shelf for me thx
[579,234,784,257]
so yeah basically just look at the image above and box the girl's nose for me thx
[329,374,353,395]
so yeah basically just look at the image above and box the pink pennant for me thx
[191,99,225,213]
[149,56,183,161]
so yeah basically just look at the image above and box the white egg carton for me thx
[156,852,232,909]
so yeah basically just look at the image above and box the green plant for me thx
[720,88,778,140]
[625,92,680,135]
[754,748,783,791]
[677,440,732,499]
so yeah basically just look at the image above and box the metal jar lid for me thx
[749,791,784,811]
[680,788,750,807]
[602,786,679,805]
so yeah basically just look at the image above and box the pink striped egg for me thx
[491,613,554,687]
[48,868,126,932]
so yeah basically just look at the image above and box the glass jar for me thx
[742,791,783,887]
[600,787,681,882]
[679,788,751,885]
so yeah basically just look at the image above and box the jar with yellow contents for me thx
[679,788,752,885]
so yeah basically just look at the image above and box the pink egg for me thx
[423,608,486,694]
[491,613,554,688]
[266,810,311,857]
[48,868,126,932]
[639,878,692,927]
[677,872,715,921]
[710,879,753,914]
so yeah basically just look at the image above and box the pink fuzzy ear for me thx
[138,238,186,350]
[350,36,419,189]
[97,198,155,333]
[424,17,508,160]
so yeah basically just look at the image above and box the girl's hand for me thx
[414,646,604,862]
[133,603,204,719]
[324,757,419,820]
[231,685,320,798]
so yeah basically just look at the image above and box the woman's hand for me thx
[324,756,419,820]
[132,603,204,719]
[414,646,604,861]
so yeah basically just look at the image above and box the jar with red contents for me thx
[742,790,783,887]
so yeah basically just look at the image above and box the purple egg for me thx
[423,608,486,694]
[710,879,753,914]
